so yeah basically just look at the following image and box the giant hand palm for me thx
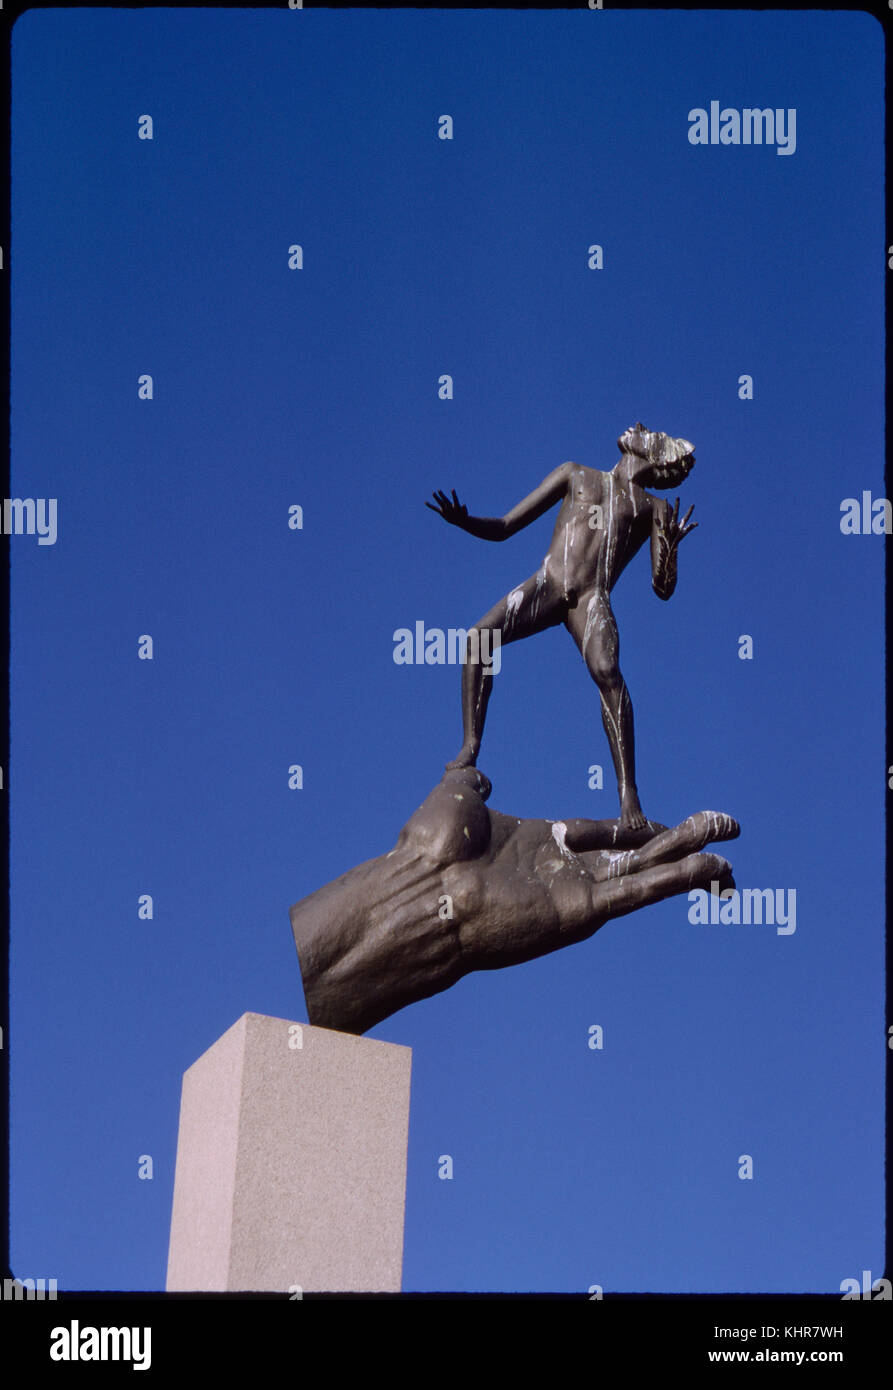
[290,768,738,1035]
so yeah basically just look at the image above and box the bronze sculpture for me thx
[290,424,736,1035]
[427,423,697,830]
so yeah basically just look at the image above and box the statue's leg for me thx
[447,566,563,769]
[566,589,646,830]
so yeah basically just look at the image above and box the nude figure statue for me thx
[427,424,697,830]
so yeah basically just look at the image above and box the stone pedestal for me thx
[166,1012,412,1293]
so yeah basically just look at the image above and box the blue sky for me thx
[8,6,885,1293]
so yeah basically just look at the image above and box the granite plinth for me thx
[166,1012,411,1293]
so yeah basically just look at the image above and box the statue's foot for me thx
[619,803,648,832]
[445,743,478,771]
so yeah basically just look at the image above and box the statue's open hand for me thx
[426,488,469,529]
[660,497,697,545]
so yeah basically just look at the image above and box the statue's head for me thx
[618,422,695,488]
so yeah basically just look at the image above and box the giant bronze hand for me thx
[290,768,738,1035]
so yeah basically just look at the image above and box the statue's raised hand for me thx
[426,488,469,529]
[660,497,698,545]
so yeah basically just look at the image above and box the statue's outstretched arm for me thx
[499,461,573,538]
[426,462,571,541]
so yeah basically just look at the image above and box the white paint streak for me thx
[551,821,582,866]
[599,690,627,794]
[583,593,599,653]
[505,586,524,633]
[604,472,616,583]
[533,565,547,620]
[602,849,633,879]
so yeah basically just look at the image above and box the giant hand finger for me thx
[587,850,734,928]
